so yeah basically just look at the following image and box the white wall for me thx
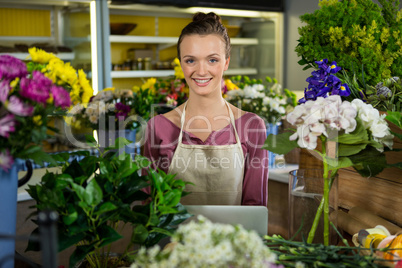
[283,0,318,95]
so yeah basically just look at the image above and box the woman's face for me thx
[179,34,229,97]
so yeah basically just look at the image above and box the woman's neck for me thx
[185,95,227,118]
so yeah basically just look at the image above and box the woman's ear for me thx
[224,56,230,71]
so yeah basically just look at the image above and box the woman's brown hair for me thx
[177,12,231,60]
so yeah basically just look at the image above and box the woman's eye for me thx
[185,59,194,64]
[209,58,218,63]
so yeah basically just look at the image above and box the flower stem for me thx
[307,139,331,245]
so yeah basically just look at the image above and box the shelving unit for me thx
[0,52,75,61]
[109,67,257,79]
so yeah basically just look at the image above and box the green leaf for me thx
[99,159,114,175]
[336,117,368,144]
[391,131,402,141]
[63,205,78,225]
[385,111,402,128]
[349,147,388,177]
[25,228,41,252]
[58,232,86,252]
[338,143,368,157]
[23,149,58,167]
[131,224,149,244]
[149,227,173,237]
[69,245,95,268]
[95,202,117,216]
[262,132,298,155]
[64,159,86,178]
[70,183,86,202]
[388,162,402,169]
[98,225,123,247]
[324,156,353,171]
[85,134,98,148]
[84,179,103,206]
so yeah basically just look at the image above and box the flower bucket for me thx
[97,129,137,157]
[266,122,281,168]
[289,169,339,245]
[0,159,32,268]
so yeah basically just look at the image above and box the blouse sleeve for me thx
[143,116,160,172]
[241,115,269,206]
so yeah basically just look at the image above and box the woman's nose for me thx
[196,61,208,76]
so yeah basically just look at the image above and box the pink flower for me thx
[0,113,16,138]
[5,95,34,116]
[0,55,28,80]
[19,71,52,104]
[0,149,14,172]
[0,79,11,102]
[51,85,71,108]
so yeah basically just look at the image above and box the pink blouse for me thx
[143,112,269,206]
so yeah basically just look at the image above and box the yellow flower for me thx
[33,115,42,125]
[224,79,239,91]
[132,86,140,93]
[173,58,185,80]
[28,47,56,64]
[141,78,157,93]
[77,70,94,104]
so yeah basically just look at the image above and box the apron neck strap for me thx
[178,100,241,145]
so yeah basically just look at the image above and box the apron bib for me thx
[168,101,245,205]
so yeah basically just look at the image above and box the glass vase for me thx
[266,122,281,168]
[288,169,339,245]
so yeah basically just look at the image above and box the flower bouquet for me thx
[224,75,297,124]
[131,215,281,268]
[0,46,92,170]
[263,59,394,245]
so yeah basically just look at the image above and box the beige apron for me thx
[168,101,245,205]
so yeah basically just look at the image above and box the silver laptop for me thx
[183,205,268,236]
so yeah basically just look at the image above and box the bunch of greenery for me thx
[296,0,402,87]
[26,136,191,268]
[265,232,394,268]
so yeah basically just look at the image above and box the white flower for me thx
[130,216,278,268]
[352,98,394,151]
[92,90,114,102]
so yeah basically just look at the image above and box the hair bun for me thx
[192,12,222,24]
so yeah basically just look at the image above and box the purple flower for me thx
[115,102,131,120]
[0,55,28,80]
[0,113,16,138]
[51,85,71,108]
[6,96,34,116]
[0,149,14,172]
[20,71,52,104]
[327,61,342,74]
[315,59,329,72]
[0,79,11,102]
[299,59,351,104]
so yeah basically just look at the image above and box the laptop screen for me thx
[183,205,268,236]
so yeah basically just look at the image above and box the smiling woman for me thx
[142,12,269,207]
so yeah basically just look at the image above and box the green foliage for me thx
[265,234,391,267]
[296,0,402,86]
[26,136,192,268]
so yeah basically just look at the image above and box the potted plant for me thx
[26,136,192,268]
